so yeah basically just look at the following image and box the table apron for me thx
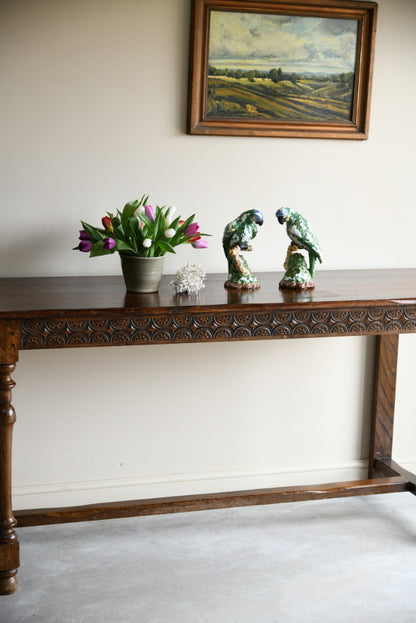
[17,305,416,349]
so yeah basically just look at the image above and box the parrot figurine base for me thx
[225,279,260,290]
[224,246,260,290]
[225,282,260,290]
[279,252,315,290]
[223,210,264,291]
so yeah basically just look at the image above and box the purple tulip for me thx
[79,230,92,240]
[191,238,208,249]
[184,222,200,237]
[103,237,116,250]
[144,204,156,221]
[79,240,92,252]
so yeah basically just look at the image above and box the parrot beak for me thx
[252,210,264,226]
[276,208,288,225]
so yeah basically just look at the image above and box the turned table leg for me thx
[0,322,19,594]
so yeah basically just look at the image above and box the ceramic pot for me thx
[120,254,165,293]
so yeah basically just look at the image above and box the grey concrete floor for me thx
[2,492,416,623]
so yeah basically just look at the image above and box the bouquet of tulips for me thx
[75,195,209,258]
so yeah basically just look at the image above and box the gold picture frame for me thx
[187,0,378,139]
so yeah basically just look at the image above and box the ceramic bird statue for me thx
[276,207,322,289]
[223,209,264,289]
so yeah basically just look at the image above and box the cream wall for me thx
[1,0,415,509]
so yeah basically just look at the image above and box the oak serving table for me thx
[1,269,416,594]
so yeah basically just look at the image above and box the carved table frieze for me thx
[19,305,416,349]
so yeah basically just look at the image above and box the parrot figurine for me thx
[276,207,322,289]
[223,209,264,289]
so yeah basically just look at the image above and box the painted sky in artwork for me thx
[208,11,358,74]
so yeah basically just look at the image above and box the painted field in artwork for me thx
[206,10,358,122]
[206,73,354,122]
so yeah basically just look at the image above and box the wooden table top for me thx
[0,269,416,318]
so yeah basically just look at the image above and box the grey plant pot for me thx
[120,254,165,293]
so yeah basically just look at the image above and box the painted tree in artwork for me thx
[269,67,283,83]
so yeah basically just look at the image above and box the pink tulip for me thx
[184,222,200,237]
[191,239,208,249]
[145,204,156,221]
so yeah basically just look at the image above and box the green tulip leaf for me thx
[157,240,176,254]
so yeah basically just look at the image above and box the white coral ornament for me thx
[171,263,206,294]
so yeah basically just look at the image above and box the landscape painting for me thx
[206,10,358,123]
[187,0,378,139]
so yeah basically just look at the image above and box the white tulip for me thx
[164,206,176,226]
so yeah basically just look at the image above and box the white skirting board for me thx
[12,458,416,510]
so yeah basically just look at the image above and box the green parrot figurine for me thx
[276,207,322,289]
[223,209,264,289]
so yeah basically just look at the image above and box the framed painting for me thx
[187,0,378,139]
